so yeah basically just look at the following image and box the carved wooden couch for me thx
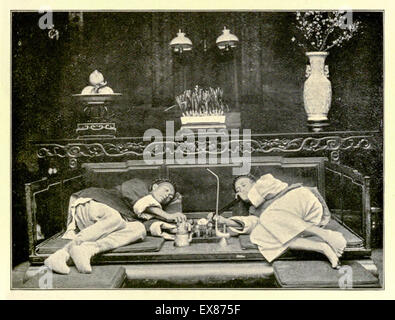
[26,156,372,263]
[24,131,379,286]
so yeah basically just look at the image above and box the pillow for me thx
[307,187,331,227]
[165,192,182,213]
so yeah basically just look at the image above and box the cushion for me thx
[22,265,126,289]
[273,260,379,288]
[307,187,331,226]
[239,234,258,250]
[111,236,164,253]
[239,218,363,250]
[36,233,164,254]
[324,219,363,248]
[165,192,182,213]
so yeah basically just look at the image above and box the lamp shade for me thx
[170,29,193,53]
[216,27,239,50]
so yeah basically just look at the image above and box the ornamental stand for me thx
[72,93,122,139]
[72,70,122,139]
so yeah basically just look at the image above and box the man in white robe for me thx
[213,174,346,268]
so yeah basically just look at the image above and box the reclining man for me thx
[44,178,186,274]
[210,174,347,269]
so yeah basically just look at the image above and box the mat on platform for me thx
[272,260,379,288]
[239,218,363,250]
[36,233,165,254]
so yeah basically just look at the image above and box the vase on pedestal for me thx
[303,51,332,132]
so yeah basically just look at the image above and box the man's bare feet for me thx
[318,242,341,269]
[323,230,347,257]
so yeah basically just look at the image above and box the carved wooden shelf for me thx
[32,130,379,170]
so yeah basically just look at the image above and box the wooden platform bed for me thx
[24,155,380,288]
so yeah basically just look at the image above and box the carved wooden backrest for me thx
[81,156,326,213]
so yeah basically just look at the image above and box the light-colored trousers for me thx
[250,187,324,262]
[69,200,146,252]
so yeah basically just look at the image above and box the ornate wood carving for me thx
[35,132,376,169]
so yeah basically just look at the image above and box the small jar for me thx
[195,225,201,238]
[207,222,213,237]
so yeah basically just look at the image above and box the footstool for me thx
[21,265,126,289]
[272,260,380,288]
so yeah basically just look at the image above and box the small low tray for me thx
[191,236,221,244]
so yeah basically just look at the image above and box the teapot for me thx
[173,221,193,247]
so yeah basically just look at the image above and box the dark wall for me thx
[12,11,383,265]
[13,11,383,150]
[12,12,70,266]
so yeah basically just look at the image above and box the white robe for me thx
[232,174,330,262]
[250,187,324,262]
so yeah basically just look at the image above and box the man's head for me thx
[150,179,176,205]
[233,174,257,202]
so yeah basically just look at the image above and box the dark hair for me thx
[149,178,177,195]
[232,174,257,192]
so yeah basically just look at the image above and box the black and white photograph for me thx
[9,5,384,292]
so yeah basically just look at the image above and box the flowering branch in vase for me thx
[291,11,361,52]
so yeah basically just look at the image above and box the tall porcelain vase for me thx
[303,52,332,131]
